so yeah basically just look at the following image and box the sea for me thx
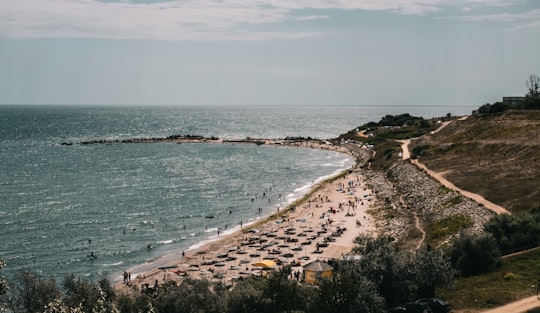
[0,105,476,284]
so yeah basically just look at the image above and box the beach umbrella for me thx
[252,260,276,268]
[199,270,212,277]
[178,263,190,269]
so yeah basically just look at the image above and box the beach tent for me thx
[303,260,333,283]
[252,260,276,268]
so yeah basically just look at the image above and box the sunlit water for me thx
[0,105,475,283]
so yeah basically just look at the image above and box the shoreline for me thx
[115,140,376,293]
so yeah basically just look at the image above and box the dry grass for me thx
[411,111,540,213]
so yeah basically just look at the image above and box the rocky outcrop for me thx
[358,159,495,247]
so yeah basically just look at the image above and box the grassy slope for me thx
[438,248,540,310]
[338,110,540,310]
[410,110,540,213]
[407,111,540,310]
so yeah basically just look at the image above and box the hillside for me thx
[335,108,540,250]
[409,110,540,213]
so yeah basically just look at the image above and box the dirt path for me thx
[398,120,540,312]
[396,139,411,160]
[478,295,540,313]
[397,136,511,215]
[412,212,426,251]
[410,158,510,215]
[399,195,425,250]
[432,120,452,134]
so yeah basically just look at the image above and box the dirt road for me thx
[480,295,540,313]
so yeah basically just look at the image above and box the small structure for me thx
[502,96,525,104]
[303,260,333,283]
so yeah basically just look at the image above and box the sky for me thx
[0,0,539,106]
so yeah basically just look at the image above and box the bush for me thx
[484,208,540,254]
[503,272,520,281]
[8,270,62,313]
[448,232,501,276]
[426,214,474,245]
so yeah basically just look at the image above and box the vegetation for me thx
[447,232,501,277]
[348,236,456,306]
[409,108,540,213]
[439,247,540,310]
[526,74,539,97]
[3,76,539,312]
[484,207,540,254]
[425,214,474,245]
[0,235,459,313]
[337,113,451,170]
[476,74,540,113]
[5,227,539,312]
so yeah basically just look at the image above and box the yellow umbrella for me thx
[252,260,276,268]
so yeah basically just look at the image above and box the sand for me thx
[115,162,378,292]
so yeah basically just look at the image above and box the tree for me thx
[313,271,385,313]
[9,270,62,313]
[0,260,7,296]
[448,232,501,276]
[0,259,7,312]
[526,74,539,97]
[150,278,224,313]
[413,246,457,298]
[62,275,116,313]
[484,209,540,254]
[259,266,309,313]
[62,274,101,312]
[350,236,457,307]
[226,276,266,313]
[351,236,417,307]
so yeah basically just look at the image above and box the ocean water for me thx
[0,105,476,283]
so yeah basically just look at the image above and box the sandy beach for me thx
[116,144,378,292]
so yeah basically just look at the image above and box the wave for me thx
[158,239,174,244]
[103,261,124,267]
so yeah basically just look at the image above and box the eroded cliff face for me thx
[359,160,494,250]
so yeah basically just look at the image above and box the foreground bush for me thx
[448,232,501,276]
[1,235,458,313]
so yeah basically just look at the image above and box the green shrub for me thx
[448,233,501,276]
[426,214,474,244]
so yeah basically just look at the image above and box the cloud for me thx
[296,15,329,21]
[0,0,533,41]
[440,8,540,30]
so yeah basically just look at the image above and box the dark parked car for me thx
[388,302,432,313]
[415,298,451,313]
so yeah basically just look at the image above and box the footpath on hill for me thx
[397,120,540,312]
[397,136,510,215]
